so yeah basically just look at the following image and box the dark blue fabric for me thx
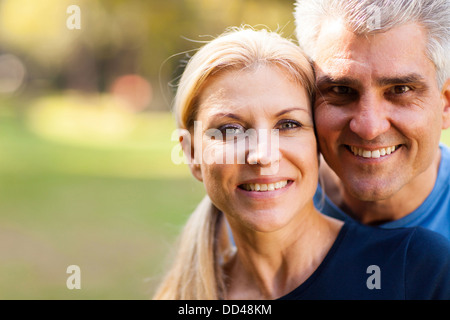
[278,220,450,300]
[314,143,450,240]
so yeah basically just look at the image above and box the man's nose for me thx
[349,95,390,140]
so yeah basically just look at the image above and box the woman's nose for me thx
[246,129,281,173]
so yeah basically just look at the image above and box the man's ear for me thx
[179,130,203,182]
[442,79,450,130]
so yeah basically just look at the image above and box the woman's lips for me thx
[238,180,293,192]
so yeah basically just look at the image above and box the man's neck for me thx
[319,149,442,225]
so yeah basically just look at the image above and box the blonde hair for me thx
[153,27,315,300]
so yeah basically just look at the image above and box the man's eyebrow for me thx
[375,73,427,86]
[316,75,361,88]
[317,73,428,88]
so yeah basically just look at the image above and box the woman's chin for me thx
[228,208,295,234]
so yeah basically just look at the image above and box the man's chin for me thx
[345,183,399,202]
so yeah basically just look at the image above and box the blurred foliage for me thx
[0,0,297,110]
[0,0,297,299]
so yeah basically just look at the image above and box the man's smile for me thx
[346,144,403,159]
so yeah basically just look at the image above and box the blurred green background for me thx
[0,0,299,299]
[0,0,448,299]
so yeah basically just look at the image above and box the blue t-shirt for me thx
[314,143,450,240]
[279,220,450,300]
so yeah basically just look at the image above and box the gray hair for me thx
[294,0,450,88]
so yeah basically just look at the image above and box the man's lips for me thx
[345,144,403,159]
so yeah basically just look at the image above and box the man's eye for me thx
[331,86,356,95]
[389,85,412,94]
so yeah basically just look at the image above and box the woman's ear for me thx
[442,79,450,130]
[179,130,203,182]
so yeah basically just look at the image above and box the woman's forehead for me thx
[197,66,311,118]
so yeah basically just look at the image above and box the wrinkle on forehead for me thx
[314,21,433,85]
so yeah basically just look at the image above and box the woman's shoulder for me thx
[344,219,419,247]
[345,219,450,253]
[349,219,450,250]
[344,220,450,299]
[340,220,450,275]
[403,226,450,299]
[407,225,450,251]
[402,225,450,269]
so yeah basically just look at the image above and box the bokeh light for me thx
[110,74,153,112]
[0,54,26,94]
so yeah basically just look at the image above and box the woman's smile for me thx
[237,178,294,199]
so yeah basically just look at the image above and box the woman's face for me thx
[189,65,318,233]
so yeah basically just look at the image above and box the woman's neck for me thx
[224,208,343,300]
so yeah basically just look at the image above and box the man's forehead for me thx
[313,21,434,83]
[314,20,428,60]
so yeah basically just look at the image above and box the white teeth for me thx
[362,150,371,158]
[242,180,289,192]
[350,145,399,159]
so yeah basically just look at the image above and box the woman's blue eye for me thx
[225,128,244,134]
[218,125,245,139]
[279,120,301,130]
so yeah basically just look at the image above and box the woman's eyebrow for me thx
[275,107,310,117]
[209,107,309,120]
[210,112,242,121]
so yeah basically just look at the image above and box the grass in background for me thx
[0,102,206,299]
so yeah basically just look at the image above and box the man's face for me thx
[314,22,448,201]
